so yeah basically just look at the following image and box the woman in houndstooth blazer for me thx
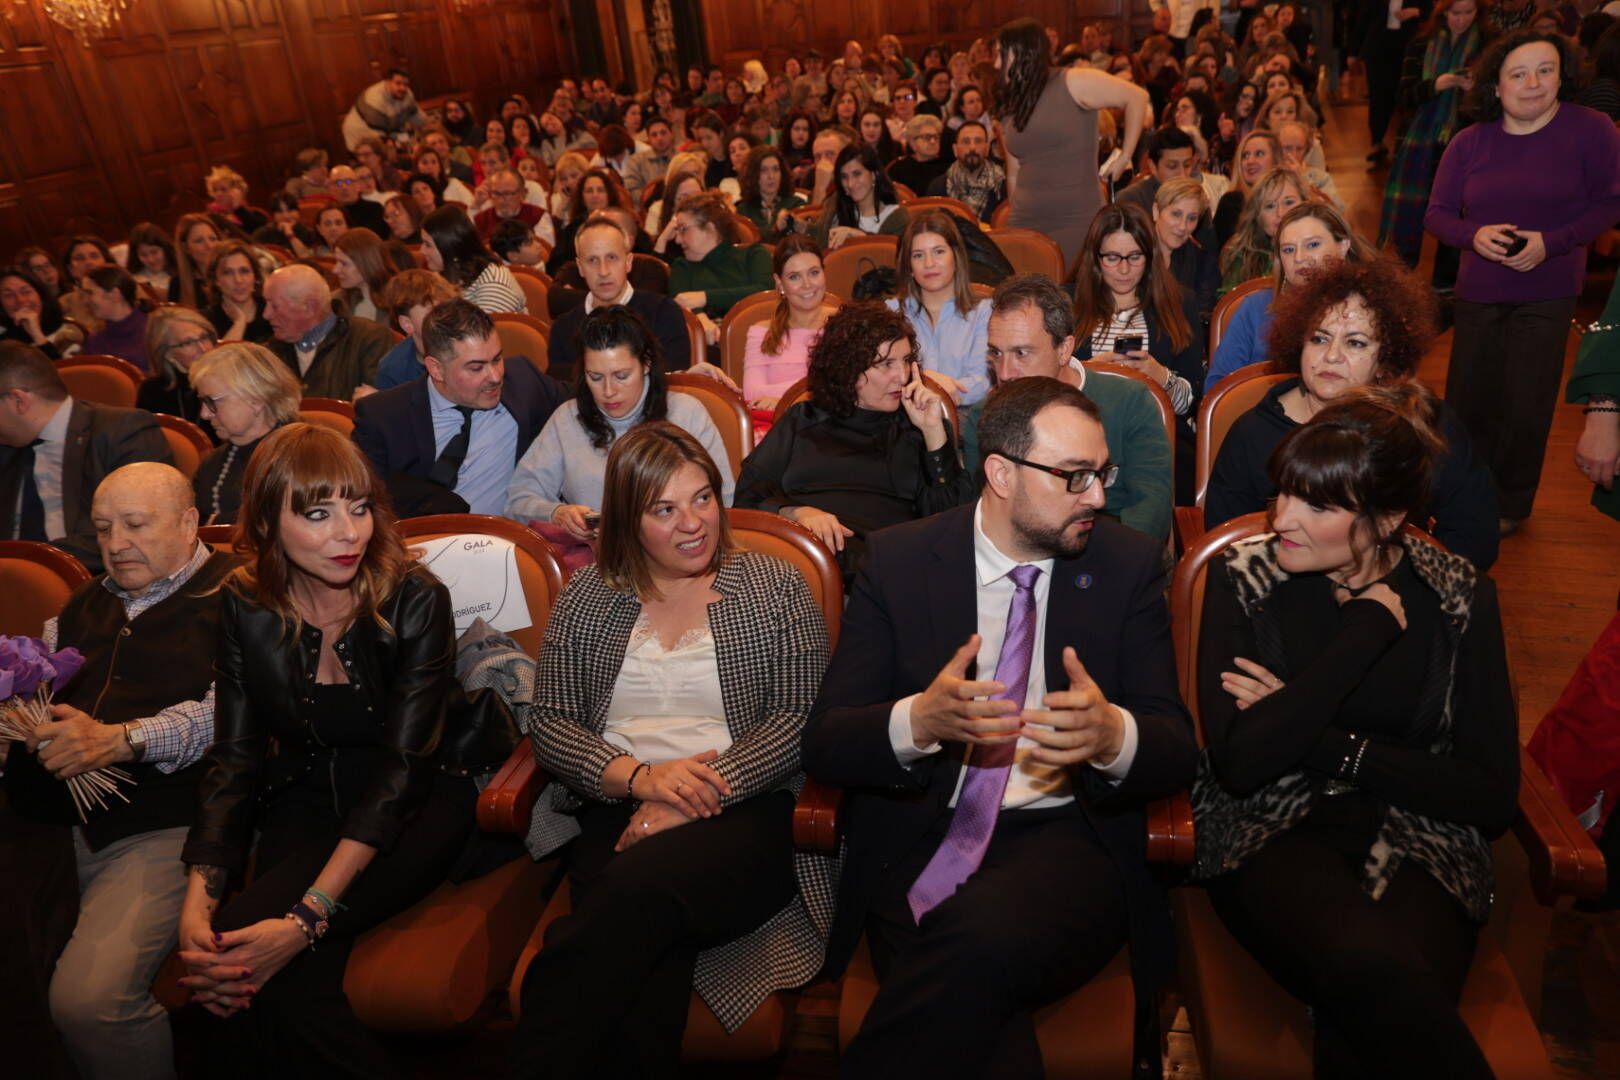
[512,421,837,1075]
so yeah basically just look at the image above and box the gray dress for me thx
[1003,71,1102,270]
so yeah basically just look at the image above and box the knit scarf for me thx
[1420,24,1483,146]
[945,158,1006,218]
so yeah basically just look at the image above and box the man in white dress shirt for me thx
[805,376,1197,1078]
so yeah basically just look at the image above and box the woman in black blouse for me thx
[176,424,515,1074]
[1192,383,1518,1079]
[735,301,974,578]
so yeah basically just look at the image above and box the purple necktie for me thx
[907,563,1042,923]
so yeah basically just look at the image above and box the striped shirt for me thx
[463,262,528,315]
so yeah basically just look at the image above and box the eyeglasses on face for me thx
[1000,454,1120,494]
[1097,251,1146,268]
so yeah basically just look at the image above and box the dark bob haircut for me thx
[1468,29,1581,122]
[1267,382,1446,559]
[1265,255,1437,382]
[806,300,919,417]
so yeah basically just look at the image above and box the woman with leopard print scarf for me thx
[1191,382,1518,1079]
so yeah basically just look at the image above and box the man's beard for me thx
[1013,505,1097,559]
[961,152,984,171]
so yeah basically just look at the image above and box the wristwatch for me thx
[122,722,147,762]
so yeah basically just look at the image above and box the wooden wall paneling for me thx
[0,0,563,254]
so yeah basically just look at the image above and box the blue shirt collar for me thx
[298,315,338,353]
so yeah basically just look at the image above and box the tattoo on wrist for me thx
[193,864,229,900]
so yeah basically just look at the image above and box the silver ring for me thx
[640,820,649,830]
[676,781,686,793]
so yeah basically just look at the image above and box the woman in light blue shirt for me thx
[886,208,992,405]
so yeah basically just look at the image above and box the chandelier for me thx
[43,0,132,47]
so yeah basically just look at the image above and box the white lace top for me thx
[601,616,732,763]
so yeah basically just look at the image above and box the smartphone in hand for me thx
[1114,334,1145,355]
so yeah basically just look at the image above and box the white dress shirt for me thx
[583,282,634,314]
[34,395,73,541]
[887,501,1140,809]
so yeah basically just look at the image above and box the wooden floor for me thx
[403,92,1620,1079]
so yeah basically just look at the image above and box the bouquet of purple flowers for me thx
[0,635,132,822]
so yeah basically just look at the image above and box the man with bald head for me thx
[0,341,171,571]
[3,462,238,1080]
[264,264,393,399]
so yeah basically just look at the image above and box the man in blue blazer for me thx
[353,299,567,518]
[804,376,1197,1078]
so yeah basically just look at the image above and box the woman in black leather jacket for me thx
[175,423,514,1076]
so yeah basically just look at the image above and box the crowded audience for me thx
[6,10,1620,1079]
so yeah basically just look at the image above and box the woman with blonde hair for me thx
[548,150,592,224]
[332,229,400,323]
[206,165,268,235]
[178,424,513,1073]
[1154,177,1220,323]
[645,153,708,237]
[175,213,225,308]
[187,341,303,524]
[138,306,218,426]
[1208,200,1379,388]
[1219,167,1311,289]
[1214,129,1283,248]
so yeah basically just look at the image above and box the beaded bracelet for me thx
[286,900,330,949]
[284,913,318,948]
[1584,405,1620,414]
[1337,733,1359,781]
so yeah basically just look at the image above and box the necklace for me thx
[205,442,241,526]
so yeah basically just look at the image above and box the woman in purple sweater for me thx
[1425,29,1620,534]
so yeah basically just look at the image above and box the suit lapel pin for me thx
[1075,573,1093,589]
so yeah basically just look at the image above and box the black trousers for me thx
[1205,797,1492,1080]
[207,770,477,1080]
[0,799,77,1079]
[1364,28,1406,144]
[511,790,797,1080]
[1447,296,1578,520]
[842,803,1128,1080]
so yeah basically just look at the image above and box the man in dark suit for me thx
[0,342,173,571]
[804,377,1198,1078]
[547,216,690,384]
[353,298,566,518]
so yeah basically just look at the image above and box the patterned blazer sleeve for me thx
[526,571,632,803]
[711,555,830,806]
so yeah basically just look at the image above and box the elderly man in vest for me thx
[4,462,236,1080]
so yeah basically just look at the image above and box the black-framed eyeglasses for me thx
[1097,251,1146,268]
[1002,455,1119,494]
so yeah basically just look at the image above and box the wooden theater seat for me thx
[0,541,92,636]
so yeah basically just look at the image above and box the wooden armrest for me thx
[1146,791,1195,866]
[1174,506,1204,555]
[793,777,843,852]
[476,740,551,834]
[1513,747,1607,904]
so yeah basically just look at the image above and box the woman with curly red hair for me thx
[1203,256,1501,570]
[734,300,974,575]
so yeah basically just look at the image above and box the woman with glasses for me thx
[1072,203,1204,502]
[735,301,974,578]
[138,307,219,428]
[187,342,303,525]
